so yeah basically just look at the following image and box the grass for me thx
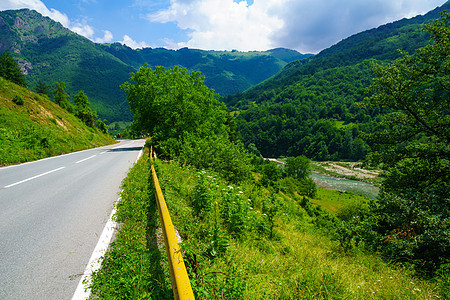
[0,77,115,166]
[311,187,370,215]
[89,150,442,299]
[89,151,173,299]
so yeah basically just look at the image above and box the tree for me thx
[363,12,449,276]
[53,82,74,113]
[74,90,97,127]
[36,80,51,97]
[122,66,226,152]
[285,155,310,180]
[122,65,252,182]
[96,119,108,134]
[0,52,27,87]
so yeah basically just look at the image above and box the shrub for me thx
[12,95,24,105]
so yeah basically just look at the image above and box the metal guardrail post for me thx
[150,162,195,300]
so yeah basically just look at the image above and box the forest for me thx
[223,2,449,161]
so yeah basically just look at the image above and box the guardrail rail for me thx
[150,146,195,300]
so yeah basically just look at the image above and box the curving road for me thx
[0,139,145,300]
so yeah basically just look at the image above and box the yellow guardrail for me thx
[150,146,195,300]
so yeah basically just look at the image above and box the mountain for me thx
[98,44,309,98]
[224,1,449,160]
[0,9,309,122]
[227,1,449,109]
[0,9,134,122]
[0,76,114,166]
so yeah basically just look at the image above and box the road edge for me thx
[71,145,144,300]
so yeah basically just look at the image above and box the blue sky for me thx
[0,0,447,53]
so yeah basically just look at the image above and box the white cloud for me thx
[147,0,285,51]
[0,0,70,27]
[95,30,113,43]
[146,0,446,53]
[272,0,446,53]
[71,22,95,39]
[121,34,150,49]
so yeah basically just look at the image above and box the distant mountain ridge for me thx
[98,43,309,97]
[226,1,450,109]
[0,8,309,122]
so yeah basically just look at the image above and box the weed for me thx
[0,77,114,166]
[12,95,24,105]
[206,201,230,258]
[90,158,441,298]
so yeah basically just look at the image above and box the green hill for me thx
[0,9,309,122]
[0,76,115,166]
[0,9,134,122]
[224,1,449,160]
[99,44,309,98]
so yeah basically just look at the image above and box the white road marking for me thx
[75,155,97,164]
[71,205,118,300]
[135,149,143,163]
[4,167,66,188]
[99,151,107,155]
[72,146,144,299]
[112,142,132,149]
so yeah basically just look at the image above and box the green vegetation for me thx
[360,12,449,278]
[52,81,73,113]
[0,52,27,87]
[1,50,112,138]
[311,187,370,215]
[122,65,252,182]
[90,150,442,298]
[74,90,98,128]
[225,2,449,161]
[0,77,114,166]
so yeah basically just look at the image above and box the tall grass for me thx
[90,155,441,298]
[0,77,114,166]
[89,153,173,299]
[157,162,439,299]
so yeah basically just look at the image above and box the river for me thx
[311,172,379,199]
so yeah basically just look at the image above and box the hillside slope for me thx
[224,1,449,159]
[0,9,309,122]
[227,1,449,108]
[0,76,115,166]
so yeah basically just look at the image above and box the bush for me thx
[372,189,449,276]
[221,185,251,237]
[180,133,253,183]
[12,95,24,105]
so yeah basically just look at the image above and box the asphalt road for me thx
[0,139,145,300]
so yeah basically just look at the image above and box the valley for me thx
[0,1,448,299]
